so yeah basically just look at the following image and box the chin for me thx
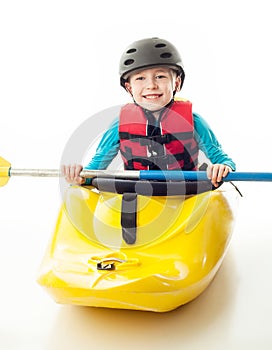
[141,101,163,111]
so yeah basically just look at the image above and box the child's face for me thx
[125,67,181,111]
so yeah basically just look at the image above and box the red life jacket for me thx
[119,100,199,170]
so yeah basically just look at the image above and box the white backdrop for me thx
[1,1,272,349]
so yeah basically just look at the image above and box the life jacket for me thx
[119,99,199,170]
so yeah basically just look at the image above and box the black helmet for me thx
[119,37,185,88]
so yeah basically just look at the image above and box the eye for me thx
[156,74,167,79]
[135,76,145,81]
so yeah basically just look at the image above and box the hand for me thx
[61,164,85,185]
[207,164,232,187]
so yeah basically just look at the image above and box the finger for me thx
[69,164,76,180]
[75,164,83,178]
[75,165,84,184]
[63,165,71,179]
[211,165,220,186]
[223,166,231,177]
[217,166,225,183]
[206,165,213,179]
[77,177,85,185]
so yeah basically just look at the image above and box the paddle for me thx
[1,156,272,187]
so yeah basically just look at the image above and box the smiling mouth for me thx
[143,94,163,100]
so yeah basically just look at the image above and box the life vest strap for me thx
[119,131,194,145]
[120,148,197,170]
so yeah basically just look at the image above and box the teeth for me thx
[145,95,160,99]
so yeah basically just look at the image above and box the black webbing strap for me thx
[119,131,193,144]
[120,148,197,170]
[121,193,138,244]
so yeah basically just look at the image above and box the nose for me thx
[146,77,158,89]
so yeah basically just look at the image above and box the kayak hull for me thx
[37,182,237,312]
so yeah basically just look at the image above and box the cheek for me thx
[166,84,175,94]
[130,86,141,97]
[126,86,137,97]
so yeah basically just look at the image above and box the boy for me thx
[62,37,235,186]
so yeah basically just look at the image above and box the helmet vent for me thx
[160,52,172,59]
[124,59,135,66]
[155,43,166,48]
[127,48,137,54]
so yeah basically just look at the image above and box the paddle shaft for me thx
[139,170,272,182]
[8,168,272,182]
[8,169,138,178]
[9,169,61,177]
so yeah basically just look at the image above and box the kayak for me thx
[37,177,238,312]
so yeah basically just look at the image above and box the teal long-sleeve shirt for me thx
[84,112,236,172]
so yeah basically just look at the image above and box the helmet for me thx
[119,37,185,88]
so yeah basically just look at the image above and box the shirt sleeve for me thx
[83,118,120,185]
[84,117,120,170]
[193,112,236,170]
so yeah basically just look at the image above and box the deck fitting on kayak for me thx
[97,262,115,271]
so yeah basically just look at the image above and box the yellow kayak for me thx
[37,178,238,312]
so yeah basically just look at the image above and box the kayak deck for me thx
[37,182,238,312]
